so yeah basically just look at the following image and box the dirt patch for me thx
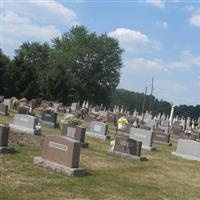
[9,130,44,145]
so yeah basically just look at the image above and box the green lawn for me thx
[0,112,200,200]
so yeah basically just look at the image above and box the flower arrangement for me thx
[67,117,81,126]
[117,117,128,125]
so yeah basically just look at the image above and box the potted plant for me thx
[117,116,129,130]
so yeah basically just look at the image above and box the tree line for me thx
[0,26,199,119]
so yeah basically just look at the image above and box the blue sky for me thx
[1,0,200,106]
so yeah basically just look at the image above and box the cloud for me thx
[124,57,165,71]
[144,0,165,8]
[108,28,160,52]
[190,14,200,28]
[1,0,78,56]
[156,20,168,29]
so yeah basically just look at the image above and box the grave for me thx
[86,121,110,140]
[17,105,30,115]
[3,99,11,109]
[10,114,41,135]
[0,124,15,153]
[172,139,200,161]
[0,96,4,103]
[129,127,156,151]
[33,135,86,176]
[106,112,116,124]
[0,103,8,116]
[153,129,171,146]
[41,110,57,128]
[61,123,89,148]
[40,100,52,109]
[109,135,142,160]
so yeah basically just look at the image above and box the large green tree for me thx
[52,26,123,104]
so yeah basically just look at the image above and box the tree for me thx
[52,26,123,104]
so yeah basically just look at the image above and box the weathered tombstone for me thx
[41,100,52,109]
[107,112,116,124]
[33,135,86,176]
[57,106,67,114]
[86,121,110,140]
[172,139,200,161]
[153,129,171,146]
[61,123,89,148]
[186,117,191,131]
[129,127,156,151]
[30,99,38,109]
[0,103,8,116]
[0,96,4,103]
[110,136,142,160]
[3,99,11,109]
[71,102,79,112]
[17,105,30,115]
[41,110,57,128]
[10,114,41,135]
[0,124,15,153]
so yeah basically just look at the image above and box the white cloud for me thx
[144,0,165,8]
[1,0,78,56]
[108,28,160,52]
[156,20,168,29]
[125,57,165,71]
[190,14,200,28]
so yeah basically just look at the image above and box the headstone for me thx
[0,96,4,103]
[30,99,38,109]
[86,121,110,140]
[10,114,41,135]
[71,102,79,112]
[33,135,86,176]
[153,129,171,146]
[57,106,66,114]
[129,127,156,151]
[186,117,191,131]
[61,123,89,148]
[41,110,57,128]
[0,124,15,153]
[0,103,8,116]
[107,112,116,124]
[17,105,29,115]
[110,136,142,160]
[41,100,52,109]
[3,99,11,109]
[172,139,200,161]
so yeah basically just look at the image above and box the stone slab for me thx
[108,150,142,160]
[33,157,86,177]
[86,131,110,140]
[0,147,15,153]
[172,139,200,161]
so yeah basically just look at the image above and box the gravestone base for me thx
[33,157,86,177]
[154,140,172,146]
[86,131,110,140]
[0,112,9,116]
[142,146,156,151]
[0,146,15,153]
[10,124,41,135]
[171,152,200,162]
[40,120,57,128]
[80,142,89,148]
[108,150,142,160]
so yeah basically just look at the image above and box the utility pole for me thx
[149,77,154,112]
[142,86,147,117]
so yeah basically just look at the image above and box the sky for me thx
[1,0,200,106]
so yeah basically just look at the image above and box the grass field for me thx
[0,112,200,200]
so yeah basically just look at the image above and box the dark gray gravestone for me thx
[0,103,8,116]
[33,135,86,176]
[30,99,38,109]
[107,112,116,124]
[10,114,41,135]
[153,130,171,146]
[17,106,29,114]
[172,139,200,161]
[110,136,142,160]
[129,127,156,151]
[41,110,57,128]
[0,124,15,153]
[86,121,110,140]
[61,123,89,148]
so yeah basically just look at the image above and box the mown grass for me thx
[0,112,200,200]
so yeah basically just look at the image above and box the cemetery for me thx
[0,99,200,200]
[1,2,200,199]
